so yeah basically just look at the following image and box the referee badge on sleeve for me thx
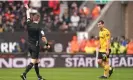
[106,34,109,36]
[41,30,45,36]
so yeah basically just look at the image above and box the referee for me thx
[20,4,50,80]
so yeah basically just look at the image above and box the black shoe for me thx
[38,76,45,80]
[99,76,108,79]
[20,73,26,80]
[109,68,114,77]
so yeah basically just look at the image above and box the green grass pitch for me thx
[0,68,133,80]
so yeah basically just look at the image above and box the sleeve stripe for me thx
[41,30,45,36]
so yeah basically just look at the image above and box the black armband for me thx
[45,42,49,46]
[42,35,45,37]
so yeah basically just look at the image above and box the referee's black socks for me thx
[34,63,40,77]
[23,63,34,75]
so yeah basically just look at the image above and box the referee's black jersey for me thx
[27,19,45,45]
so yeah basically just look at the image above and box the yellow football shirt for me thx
[99,27,111,52]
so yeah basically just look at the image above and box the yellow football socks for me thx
[104,64,110,77]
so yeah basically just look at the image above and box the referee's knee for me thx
[31,59,38,64]
[36,59,40,63]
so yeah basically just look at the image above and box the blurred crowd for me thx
[0,1,132,55]
[67,36,133,55]
[1,1,131,55]
[0,1,100,33]
[10,35,133,54]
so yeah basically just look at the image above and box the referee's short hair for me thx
[33,13,40,17]
[98,20,104,24]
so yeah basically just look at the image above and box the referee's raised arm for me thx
[25,4,33,28]
[25,4,30,21]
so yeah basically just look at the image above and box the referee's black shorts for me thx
[98,49,111,61]
[28,43,39,59]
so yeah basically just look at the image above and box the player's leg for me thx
[98,53,108,79]
[108,49,114,77]
[102,50,113,78]
[103,61,110,78]
[97,52,104,67]
[101,53,109,78]
[97,53,107,78]
[104,58,114,77]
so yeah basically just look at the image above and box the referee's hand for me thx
[44,45,50,49]
[24,4,29,9]
[46,45,50,49]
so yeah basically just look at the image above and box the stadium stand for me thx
[0,1,132,54]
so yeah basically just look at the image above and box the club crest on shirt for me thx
[99,33,104,39]
[106,34,109,36]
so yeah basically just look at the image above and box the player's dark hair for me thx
[98,20,104,24]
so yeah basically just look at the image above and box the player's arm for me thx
[96,40,100,51]
[106,38,110,54]
[97,40,100,49]
[105,31,111,54]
